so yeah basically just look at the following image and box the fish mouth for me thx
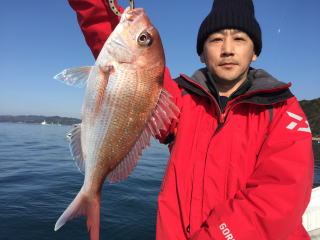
[122,8,144,23]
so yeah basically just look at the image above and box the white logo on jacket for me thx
[286,111,311,133]
[219,223,236,240]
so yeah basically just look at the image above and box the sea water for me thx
[0,122,319,240]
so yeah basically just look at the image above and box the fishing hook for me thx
[109,0,135,17]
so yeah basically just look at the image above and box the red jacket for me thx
[68,1,314,239]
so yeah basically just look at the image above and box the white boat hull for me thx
[303,186,320,239]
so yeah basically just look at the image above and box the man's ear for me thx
[252,53,257,62]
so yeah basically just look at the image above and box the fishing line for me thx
[109,0,135,16]
[130,0,135,10]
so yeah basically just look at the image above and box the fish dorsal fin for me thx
[54,66,93,87]
[106,89,180,183]
[67,124,85,174]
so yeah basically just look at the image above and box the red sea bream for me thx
[53,7,178,240]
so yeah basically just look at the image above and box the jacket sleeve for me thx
[191,97,314,240]
[68,0,123,59]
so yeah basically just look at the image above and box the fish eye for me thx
[137,32,153,47]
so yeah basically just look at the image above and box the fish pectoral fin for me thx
[67,124,85,174]
[106,89,180,183]
[148,89,180,137]
[54,66,93,87]
[98,61,115,75]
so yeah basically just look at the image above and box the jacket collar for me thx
[189,68,289,94]
[176,68,293,105]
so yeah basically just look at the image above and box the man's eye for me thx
[235,37,245,41]
[211,38,222,42]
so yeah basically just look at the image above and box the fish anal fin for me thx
[54,66,93,87]
[67,124,85,174]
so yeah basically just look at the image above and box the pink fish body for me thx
[54,7,178,240]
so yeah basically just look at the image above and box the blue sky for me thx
[1,0,319,118]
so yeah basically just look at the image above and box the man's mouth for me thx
[219,62,237,66]
[219,62,238,68]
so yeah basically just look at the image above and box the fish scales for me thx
[83,67,162,191]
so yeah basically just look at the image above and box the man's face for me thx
[201,29,257,84]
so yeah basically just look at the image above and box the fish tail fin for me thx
[87,195,101,240]
[54,190,101,240]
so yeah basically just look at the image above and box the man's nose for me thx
[221,37,234,57]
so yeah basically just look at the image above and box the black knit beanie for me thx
[197,0,262,56]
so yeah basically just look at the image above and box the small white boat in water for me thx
[41,120,47,125]
[303,186,320,239]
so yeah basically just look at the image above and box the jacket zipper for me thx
[180,74,235,135]
[180,74,223,118]
[181,74,225,235]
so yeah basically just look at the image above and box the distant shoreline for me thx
[0,115,81,126]
[0,121,75,127]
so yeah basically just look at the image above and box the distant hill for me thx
[0,115,81,126]
[299,98,320,137]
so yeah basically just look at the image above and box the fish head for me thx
[101,8,165,70]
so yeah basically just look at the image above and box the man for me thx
[68,0,314,239]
